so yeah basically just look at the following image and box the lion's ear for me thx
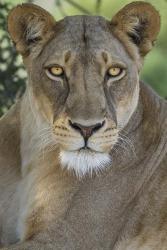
[111,2,160,56]
[7,4,55,57]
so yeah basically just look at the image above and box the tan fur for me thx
[0,2,167,249]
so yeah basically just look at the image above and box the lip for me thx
[75,147,104,154]
[79,146,91,151]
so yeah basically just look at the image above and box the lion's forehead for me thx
[62,15,110,45]
[40,15,131,64]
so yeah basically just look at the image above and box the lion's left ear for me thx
[111,1,160,56]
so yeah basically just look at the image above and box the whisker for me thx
[32,126,58,160]
[114,131,137,159]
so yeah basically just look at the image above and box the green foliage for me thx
[0,1,26,116]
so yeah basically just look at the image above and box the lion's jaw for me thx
[60,149,111,178]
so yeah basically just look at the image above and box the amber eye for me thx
[49,66,64,76]
[45,65,64,80]
[107,67,122,77]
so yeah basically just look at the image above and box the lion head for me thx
[7,2,160,177]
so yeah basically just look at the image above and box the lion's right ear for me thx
[7,4,55,57]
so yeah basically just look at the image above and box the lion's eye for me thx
[45,65,64,80]
[107,67,122,77]
[49,66,63,76]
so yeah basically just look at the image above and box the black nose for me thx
[69,120,105,140]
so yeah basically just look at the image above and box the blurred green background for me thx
[0,0,167,116]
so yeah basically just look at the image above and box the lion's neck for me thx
[20,88,52,176]
[110,82,167,198]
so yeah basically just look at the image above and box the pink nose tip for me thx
[69,120,105,140]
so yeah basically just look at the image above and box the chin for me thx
[59,149,112,178]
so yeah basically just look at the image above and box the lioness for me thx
[0,1,167,249]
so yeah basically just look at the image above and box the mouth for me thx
[77,146,101,154]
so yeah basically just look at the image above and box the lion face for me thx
[28,18,139,176]
[8,3,160,177]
